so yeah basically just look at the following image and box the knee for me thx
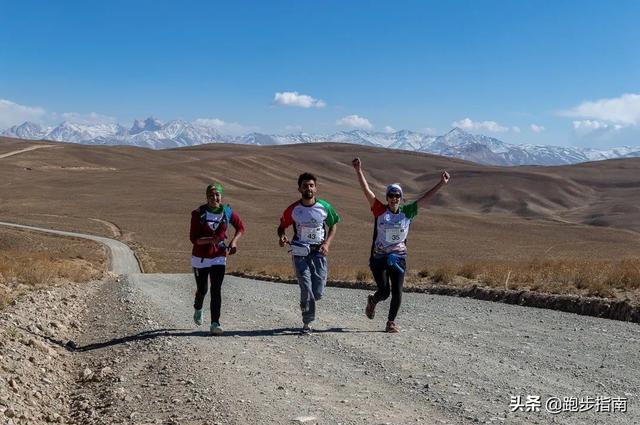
[379,288,391,300]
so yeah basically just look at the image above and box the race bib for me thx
[300,226,322,243]
[385,227,405,243]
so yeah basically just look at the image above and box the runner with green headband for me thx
[352,157,450,333]
[189,182,245,335]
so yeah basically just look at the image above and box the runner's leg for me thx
[209,265,225,324]
[369,257,391,303]
[310,251,328,302]
[387,258,405,321]
[293,256,314,324]
[193,267,211,310]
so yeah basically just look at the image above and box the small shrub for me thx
[431,267,454,284]
[355,270,369,282]
[418,269,431,279]
[458,263,480,279]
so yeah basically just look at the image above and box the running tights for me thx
[193,265,225,323]
[369,256,405,321]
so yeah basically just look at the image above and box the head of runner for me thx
[206,183,224,209]
[386,183,403,212]
[297,172,317,204]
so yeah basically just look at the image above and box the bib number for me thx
[300,226,322,243]
[385,227,405,243]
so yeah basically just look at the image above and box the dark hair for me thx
[298,172,317,187]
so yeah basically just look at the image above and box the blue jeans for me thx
[292,251,328,324]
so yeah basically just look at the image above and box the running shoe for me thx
[385,321,399,333]
[193,308,204,326]
[301,323,311,335]
[210,322,224,336]
[365,295,376,319]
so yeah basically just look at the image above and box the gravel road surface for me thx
[72,272,637,424]
[2,222,637,424]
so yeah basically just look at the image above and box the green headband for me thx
[206,183,224,197]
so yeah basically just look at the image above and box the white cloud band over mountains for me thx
[336,114,373,129]
[562,93,640,127]
[273,91,326,108]
[452,117,509,133]
[0,99,47,128]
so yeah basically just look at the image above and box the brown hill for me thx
[1,136,639,279]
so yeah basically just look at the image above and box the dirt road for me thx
[0,145,55,159]
[0,221,139,274]
[1,223,638,424]
[66,272,637,424]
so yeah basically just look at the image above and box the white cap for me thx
[386,183,403,198]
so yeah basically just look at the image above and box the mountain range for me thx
[3,118,640,166]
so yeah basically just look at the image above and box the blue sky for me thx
[1,0,639,148]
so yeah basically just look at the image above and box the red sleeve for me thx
[230,210,245,234]
[189,210,201,244]
[371,198,387,217]
[278,201,297,230]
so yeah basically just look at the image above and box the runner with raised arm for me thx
[352,157,449,333]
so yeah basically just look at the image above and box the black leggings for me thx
[193,265,225,323]
[369,256,405,321]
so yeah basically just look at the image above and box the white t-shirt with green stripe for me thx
[279,199,340,247]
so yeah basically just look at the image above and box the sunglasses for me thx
[387,193,401,199]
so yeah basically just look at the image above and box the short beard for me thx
[301,191,314,200]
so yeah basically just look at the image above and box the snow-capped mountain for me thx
[3,118,639,166]
[2,122,51,139]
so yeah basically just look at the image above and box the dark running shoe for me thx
[365,295,376,319]
[385,321,399,333]
[301,323,312,335]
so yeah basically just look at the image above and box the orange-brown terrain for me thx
[1,136,639,303]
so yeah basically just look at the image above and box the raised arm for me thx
[416,171,450,208]
[352,157,377,207]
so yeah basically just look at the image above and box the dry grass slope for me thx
[1,136,640,305]
[0,227,107,309]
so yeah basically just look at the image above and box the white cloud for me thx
[273,91,326,108]
[0,99,47,128]
[572,120,609,131]
[512,126,521,133]
[530,124,545,133]
[452,117,509,132]
[561,93,640,126]
[194,118,253,136]
[56,111,116,125]
[383,126,395,133]
[336,114,373,129]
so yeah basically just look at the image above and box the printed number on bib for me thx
[385,227,405,243]
[301,226,321,243]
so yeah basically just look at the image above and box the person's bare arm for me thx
[320,224,337,255]
[416,171,450,208]
[352,157,377,207]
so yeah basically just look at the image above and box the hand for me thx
[227,241,237,255]
[279,234,289,247]
[352,157,362,171]
[441,171,450,184]
[319,242,330,255]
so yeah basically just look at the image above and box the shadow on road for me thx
[22,326,375,352]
